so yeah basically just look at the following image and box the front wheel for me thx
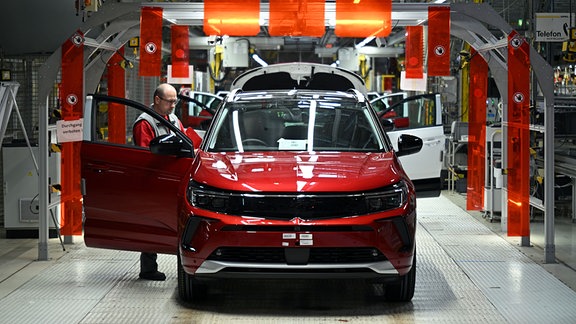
[177,254,206,302]
[385,252,416,302]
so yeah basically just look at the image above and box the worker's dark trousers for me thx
[140,252,158,273]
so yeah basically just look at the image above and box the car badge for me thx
[290,217,304,224]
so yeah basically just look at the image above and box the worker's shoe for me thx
[139,271,166,281]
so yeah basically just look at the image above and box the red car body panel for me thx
[81,141,192,254]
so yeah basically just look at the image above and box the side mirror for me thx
[381,118,395,132]
[381,117,410,132]
[396,134,423,157]
[150,134,193,157]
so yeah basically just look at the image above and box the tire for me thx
[385,252,416,302]
[177,254,206,302]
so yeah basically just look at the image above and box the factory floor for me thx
[1,191,576,323]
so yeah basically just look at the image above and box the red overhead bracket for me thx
[269,0,325,37]
[335,0,392,37]
[204,0,260,36]
[405,26,424,79]
[171,25,190,78]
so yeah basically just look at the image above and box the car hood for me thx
[229,62,367,95]
[192,151,405,192]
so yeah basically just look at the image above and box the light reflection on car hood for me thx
[192,151,405,192]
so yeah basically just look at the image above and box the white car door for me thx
[372,93,445,195]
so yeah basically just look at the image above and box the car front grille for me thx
[207,247,387,264]
[189,181,407,220]
[234,195,365,219]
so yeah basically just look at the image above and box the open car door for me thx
[372,93,445,197]
[81,94,195,254]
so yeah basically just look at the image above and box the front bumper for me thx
[179,209,416,279]
[195,259,400,279]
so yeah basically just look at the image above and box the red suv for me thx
[81,63,424,303]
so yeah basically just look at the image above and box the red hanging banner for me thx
[60,31,84,236]
[405,26,424,79]
[467,49,487,211]
[204,0,260,36]
[107,47,126,145]
[427,6,451,76]
[171,25,190,78]
[269,0,325,37]
[335,0,391,37]
[507,31,530,237]
[139,7,163,77]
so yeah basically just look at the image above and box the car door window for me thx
[375,93,442,130]
[401,95,439,129]
[92,100,141,146]
[370,93,407,115]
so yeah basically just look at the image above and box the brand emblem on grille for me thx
[290,217,304,224]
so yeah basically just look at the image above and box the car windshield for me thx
[204,90,387,152]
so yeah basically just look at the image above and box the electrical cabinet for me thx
[2,145,60,238]
[222,39,249,68]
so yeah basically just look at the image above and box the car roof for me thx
[230,62,368,95]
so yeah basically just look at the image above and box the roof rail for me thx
[348,89,365,103]
[227,88,242,102]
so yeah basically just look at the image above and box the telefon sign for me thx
[535,13,573,42]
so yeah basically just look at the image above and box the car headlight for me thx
[364,180,408,213]
[188,182,232,213]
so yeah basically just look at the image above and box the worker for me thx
[132,83,192,281]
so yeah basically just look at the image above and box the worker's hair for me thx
[153,83,173,99]
[153,86,164,99]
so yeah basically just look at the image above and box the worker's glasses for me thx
[157,96,179,105]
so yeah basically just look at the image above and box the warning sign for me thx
[145,42,157,54]
[57,118,83,143]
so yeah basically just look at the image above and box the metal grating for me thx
[124,51,160,106]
